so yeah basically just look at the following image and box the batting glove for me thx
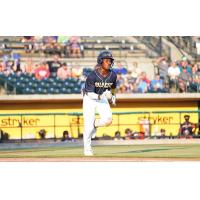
[103,90,113,100]
[110,95,116,106]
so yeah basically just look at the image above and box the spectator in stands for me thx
[24,58,35,75]
[34,62,50,80]
[126,71,137,83]
[178,67,192,92]
[197,64,200,75]
[162,81,170,93]
[4,60,15,76]
[124,71,137,93]
[43,36,61,56]
[149,74,164,93]
[116,73,126,93]
[47,54,62,76]
[131,63,142,79]
[0,61,5,73]
[191,74,200,92]
[12,59,22,75]
[135,72,150,93]
[113,61,128,75]
[69,36,81,58]
[136,79,148,93]
[57,63,71,80]
[71,65,83,79]
[33,36,44,54]
[58,36,70,57]
[191,64,198,78]
[22,36,34,53]
[179,115,196,138]
[168,61,180,92]
[123,79,132,93]
[179,58,192,75]
[155,56,169,81]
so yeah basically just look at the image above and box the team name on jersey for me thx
[95,82,113,88]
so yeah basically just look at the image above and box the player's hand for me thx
[110,95,116,106]
[103,90,112,100]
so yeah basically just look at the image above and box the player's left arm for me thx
[110,73,117,105]
[110,88,116,106]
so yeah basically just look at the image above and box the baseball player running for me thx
[82,51,117,156]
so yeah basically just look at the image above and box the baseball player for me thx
[82,51,117,156]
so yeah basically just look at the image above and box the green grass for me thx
[0,144,200,158]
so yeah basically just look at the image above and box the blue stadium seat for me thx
[0,73,6,86]
[23,87,31,94]
[36,87,43,94]
[64,81,69,87]
[39,81,46,87]
[73,87,80,94]
[66,88,72,94]
[56,82,63,88]
[60,87,67,94]
[7,76,17,84]
[47,87,56,94]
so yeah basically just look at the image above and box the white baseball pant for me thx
[83,94,112,152]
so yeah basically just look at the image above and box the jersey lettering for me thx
[84,69,117,95]
[95,82,113,88]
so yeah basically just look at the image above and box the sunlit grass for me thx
[0,144,200,158]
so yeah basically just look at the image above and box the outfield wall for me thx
[0,94,199,139]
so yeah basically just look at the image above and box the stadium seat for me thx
[16,82,26,89]
[64,81,69,87]
[7,76,17,84]
[59,87,67,94]
[73,87,80,94]
[54,88,60,94]
[66,88,72,94]
[51,81,58,87]
[47,87,56,94]
[39,81,46,88]
[35,87,43,94]
[23,87,31,94]
[68,82,75,88]
[42,88,48,94]
[56,82,63,88]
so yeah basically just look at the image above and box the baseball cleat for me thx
[84,149,94,156]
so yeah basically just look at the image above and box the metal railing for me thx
[136,36,172,60]
[165,36,198,59]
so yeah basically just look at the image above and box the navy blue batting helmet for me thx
[97,51,114,66]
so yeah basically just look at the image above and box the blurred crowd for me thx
[114,56,200,93]
[19,36,83,58]
[0,53,85,81]
[154,56,200,93]
[0,51,200,93]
